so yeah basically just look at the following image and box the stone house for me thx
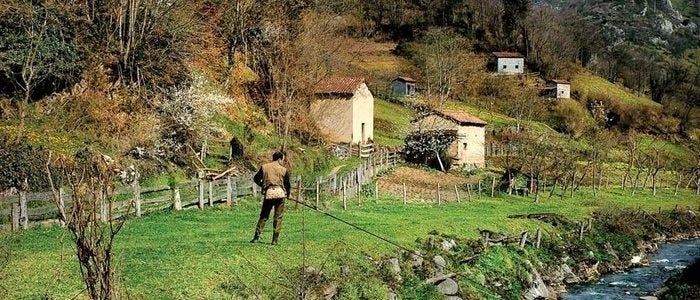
[492,52,525,74]
[543,79,571,99]
[412,110,487,169]
[392,76,417,96]
[311,76,374,145]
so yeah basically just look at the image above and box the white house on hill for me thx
[545,79,571,99]
[392,76,417,96]
[311,77,374,145]
[492,52,525,74]
[413,110,487,169]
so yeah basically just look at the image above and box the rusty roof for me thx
[492,52,524,58]
[314,77,365,95]
[394,76,416,83]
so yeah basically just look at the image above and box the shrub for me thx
[551,99,594,137]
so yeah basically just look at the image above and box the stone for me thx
[446,296,463,300]
[388,291,398,300]
[433,255,447,272]
[436,278,459,295]
[523,270,549,300]
[639,296,658,300]
[442,239,457,251]
[411,252,424,268]
[388,258,401,274]
[561,264,580,284]
[340,265,351,277]
[631,255,643,265]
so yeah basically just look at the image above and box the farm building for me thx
[412,110,487,169]
[542,79,571,99]
[311,76,374,145]
[492,52,525,74]
[392,76,417,96]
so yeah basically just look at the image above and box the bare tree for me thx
[46,153,133,300]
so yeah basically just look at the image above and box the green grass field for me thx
[2,186,698,299]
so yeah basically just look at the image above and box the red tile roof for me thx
[314,77,365,95]
[548,79,570,84]
[492,52,524,58]
[437,110,487,126]
[394,76,416,83]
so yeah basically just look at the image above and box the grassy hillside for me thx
[373,98,415,146]
[572,73,661,108]
[3,188,698,298]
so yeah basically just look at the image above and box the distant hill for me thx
[536,0,700,55]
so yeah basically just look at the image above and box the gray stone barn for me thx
[492,52,525,74]
[413,110,487,169]
[392,76,417,96]
[311,77,374,145]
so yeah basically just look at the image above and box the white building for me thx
[311,77,374,145]
[545,79,571,99]
[413,110,487,169]
[492,52,525,74]
[392,76,417,96]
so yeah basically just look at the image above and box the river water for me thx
[564,239,700,299]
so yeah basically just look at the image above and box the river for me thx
[564,239,700,299]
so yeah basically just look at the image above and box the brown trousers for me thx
[254,198,285,236]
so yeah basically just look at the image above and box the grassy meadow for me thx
[2,185,698,299]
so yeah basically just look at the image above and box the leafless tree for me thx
[46,153,133,300]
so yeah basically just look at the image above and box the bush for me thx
[551,99,594,137]
[0,135,50,191]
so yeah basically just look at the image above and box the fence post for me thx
[454,185,461,203]
[519,231,528,248]
[315,179,320,208]
[11,202,19,231]
[478,180,482,199]
[491,176,496,197]
[252,180,257,197]
[437,183,441,205]
[374,182,379,204]
[208,181,213,207]
[58,187,66,226]
[295,175,302,210]
[226,176,232,207]
[342,181,347,210]
[173,186,182,210]
[99,186,108,222]
[198,178,205,209]
[578,222,585,241]
[19,189,28,229]
[536,228,542,249]
[467,183,472,201]
[231,177,238,205]
[134,182,142,217]
[403,182,407,205]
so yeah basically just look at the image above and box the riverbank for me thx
[373,207,700,299]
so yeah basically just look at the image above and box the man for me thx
[251,151,291,245]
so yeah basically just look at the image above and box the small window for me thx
[462,142,468,149]
[502,65,507,69]
[515,65,519,69]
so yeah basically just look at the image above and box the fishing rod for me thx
[285,197,416,254]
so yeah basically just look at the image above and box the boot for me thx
[271,233,279,245]
[250,233,260,243]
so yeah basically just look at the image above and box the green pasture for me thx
[2,186,698,299]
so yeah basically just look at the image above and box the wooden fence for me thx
[0,149,401,231]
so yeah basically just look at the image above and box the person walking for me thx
[251,151,291,245]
